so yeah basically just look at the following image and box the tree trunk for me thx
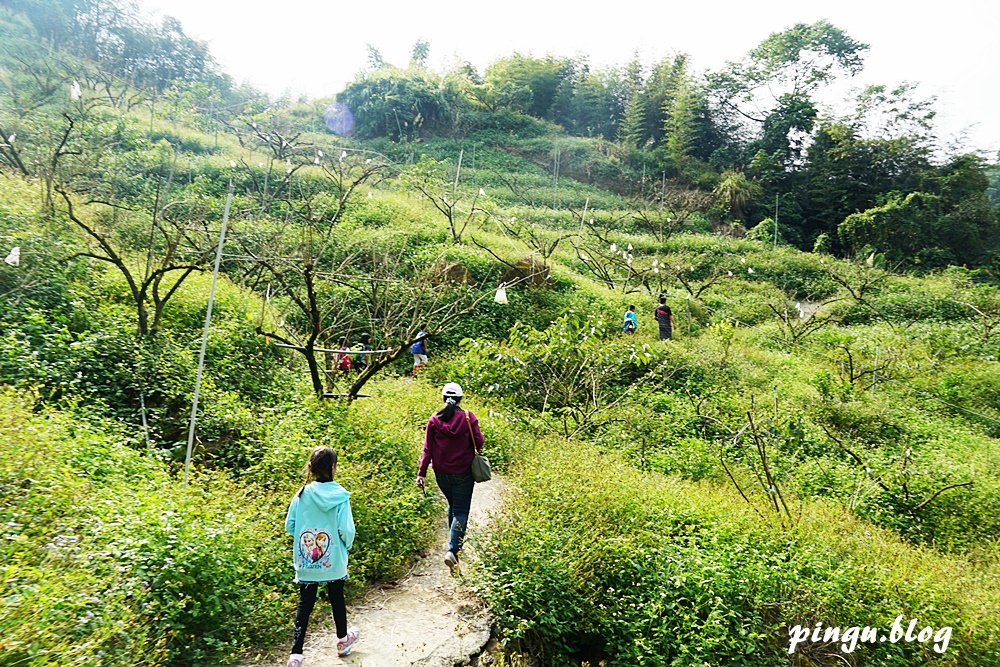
[304,343,324,396]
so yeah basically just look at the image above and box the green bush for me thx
[475,441,1000,666]
[701,280,786,327]
[243,382,441,586]
[341,195,404,228]
[1,260,297,457]
[146,129,219,155]
[830,276,973,326]
[431,281,576,352]
[751,252,840,300]
[450,310,661,437]
[460,109,558,139]
[928,360,1000,427]
[0,381,443,666]
[0,390,288,666]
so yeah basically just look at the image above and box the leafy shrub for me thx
[810,393,1000,552]
[701,280,786,327]
[460,109,559,139]
[0,381,443,666]
[428,277,576,353]
[751,252,840,300]
[830,276,973,326]
[0,390,288,665]
[146,129,219,155]
[475,441,1000,666]
[341,195,404,228]
[453,310,661,437]
[929,361,1000,426]
[2,261,296,457]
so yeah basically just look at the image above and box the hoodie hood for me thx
[286,479,356,582]
[305,480,351,511]
[430,409,467,436]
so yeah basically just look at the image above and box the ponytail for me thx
[436,396,462,421]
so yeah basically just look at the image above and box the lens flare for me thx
[324,103,355,136]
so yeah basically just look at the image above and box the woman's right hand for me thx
[415,475,425,490]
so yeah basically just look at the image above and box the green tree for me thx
[707,20,867,193]
[928,153,999,264]
[714,168,761,223]
[643,54,689,146]
[365,43,386,69]
[797,83,944,250]
[9,0,223,93]
[800,122,874,243]
[663,77,701,168]
[987,155,1000,209]
[482,53,574,119]
[817,139,997,266]
[549,58,620,138]
[837,191,941,263]
[616,56,645,147]
[410,38,430,69]
[853,82,937,141]
[708,20,867,121]
[336,68,458,140]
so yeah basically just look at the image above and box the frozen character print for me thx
[299,531,316,564]
[285,445,360,664]
[312,532,330,563]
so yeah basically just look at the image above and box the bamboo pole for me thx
[184,182,233,487]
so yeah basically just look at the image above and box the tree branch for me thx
[912,482,972,512]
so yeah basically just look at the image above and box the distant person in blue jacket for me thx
[623,304,638,333]
[285,446,360,665]
[411,324,429,377]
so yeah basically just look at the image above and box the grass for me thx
[473,440,1000,666]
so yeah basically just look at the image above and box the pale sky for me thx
[139,0,1000,157]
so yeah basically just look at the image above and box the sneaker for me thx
[286,654,303,667]
[444,550,460,575]
[337,628,360,657]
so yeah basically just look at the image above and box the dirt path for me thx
[246,476,503,667]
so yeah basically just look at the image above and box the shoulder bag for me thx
[465,412,491,483]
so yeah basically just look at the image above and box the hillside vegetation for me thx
[2,3,1000,666]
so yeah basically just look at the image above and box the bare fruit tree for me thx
[399,153,490,244]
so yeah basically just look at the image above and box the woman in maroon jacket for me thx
[415,382,485,573]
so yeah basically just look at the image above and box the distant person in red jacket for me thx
[654,296,677,340]
[335,336,353,371]
[415,382,485,574]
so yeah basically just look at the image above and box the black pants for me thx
[291,579,347,654]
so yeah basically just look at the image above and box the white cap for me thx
[442,382,463,398]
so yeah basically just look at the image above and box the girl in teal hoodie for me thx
[284,446,359,665]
